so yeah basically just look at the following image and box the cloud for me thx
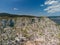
[44,0,60,13]
[40,4,44,6]
[45,0,58,5]
[13,8,19,11]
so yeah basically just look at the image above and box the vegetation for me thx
[0,13,60,45]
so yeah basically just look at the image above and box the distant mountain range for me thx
[0,13,60,24]
[48,16,60,25]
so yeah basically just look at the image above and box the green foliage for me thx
[22,30,28,37]
[21,29,31,38]
[9,19,14,27]
[57,33,60,39]
[39,32,44,36]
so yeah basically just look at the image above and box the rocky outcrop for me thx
[0,16,60,45]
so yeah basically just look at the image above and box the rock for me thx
[0,16,60,45]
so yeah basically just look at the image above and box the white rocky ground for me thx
[0,16,60,45]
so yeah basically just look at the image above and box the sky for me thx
[0,0,60,16]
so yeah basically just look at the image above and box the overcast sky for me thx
[0,0,60,16]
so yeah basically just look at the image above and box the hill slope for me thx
[0,13,60,45]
